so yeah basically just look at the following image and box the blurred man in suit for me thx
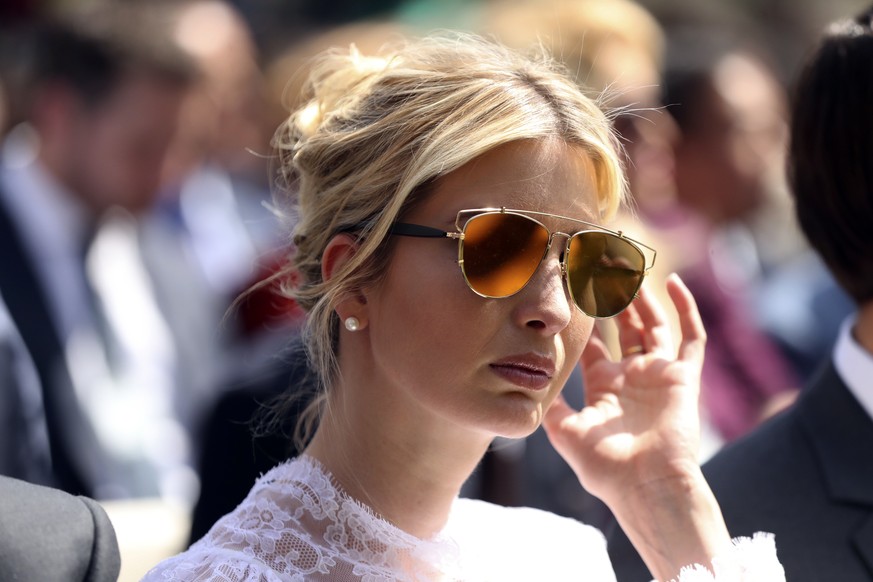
[608,6,873,581]
[0,4,198,499]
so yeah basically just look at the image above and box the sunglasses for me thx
[388,208,656,318]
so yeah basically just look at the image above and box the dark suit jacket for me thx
[0,475,120,582]
[0,194,92,495]
[607,360,873,581]
[0,294,53,485]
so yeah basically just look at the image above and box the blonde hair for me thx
[272,32,626,443]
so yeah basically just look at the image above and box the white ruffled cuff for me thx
[664,532,785,582]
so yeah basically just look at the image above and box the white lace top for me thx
[143,456,784,581]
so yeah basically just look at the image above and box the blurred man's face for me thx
[673,53,788,225]
[66,72,188,213]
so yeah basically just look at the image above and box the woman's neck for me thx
[305,387,492,539]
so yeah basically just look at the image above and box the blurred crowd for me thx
[0,0,865,578]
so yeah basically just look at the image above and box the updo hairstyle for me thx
[273,33,626,423]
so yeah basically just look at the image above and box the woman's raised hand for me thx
[544,274,730,580]
[544,273,706,499]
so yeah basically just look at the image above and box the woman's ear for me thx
[321,233,358,284]
[322,233,369,329]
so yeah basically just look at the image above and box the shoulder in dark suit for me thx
[0,475,121,582]
[607,361,873,581]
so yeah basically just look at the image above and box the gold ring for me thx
[623,345,645,357]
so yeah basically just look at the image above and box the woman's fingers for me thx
[544,395,600,453]
[614,302,646,358]
[581,332,612,368]
[615,284,673,358]
[633,285,674,356]
[580,334,618,406]
[544,393,576,431]
[666,273,706,365]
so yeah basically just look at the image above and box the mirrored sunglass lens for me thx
[461,213,549,297]
[566,232,645,317]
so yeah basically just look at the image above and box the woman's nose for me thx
[512,244,574,334]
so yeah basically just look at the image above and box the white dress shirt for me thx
[833,314,873,422]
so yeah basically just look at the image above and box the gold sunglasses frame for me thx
[389,207,657,318]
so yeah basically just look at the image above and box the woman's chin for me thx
[482,398,546,439]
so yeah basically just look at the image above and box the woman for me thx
[145,34,783,581]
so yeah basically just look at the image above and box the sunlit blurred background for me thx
[0,0,867,579]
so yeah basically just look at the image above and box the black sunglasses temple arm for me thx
[388,223,462,240]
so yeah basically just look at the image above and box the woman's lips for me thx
[489,355,555,391]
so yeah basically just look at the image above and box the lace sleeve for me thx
[141,548,292,582]
[666,533,785,582]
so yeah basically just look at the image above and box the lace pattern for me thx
[666,533,785,582]
[143,456,783,581]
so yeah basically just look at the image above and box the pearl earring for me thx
[344,316,361,332]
